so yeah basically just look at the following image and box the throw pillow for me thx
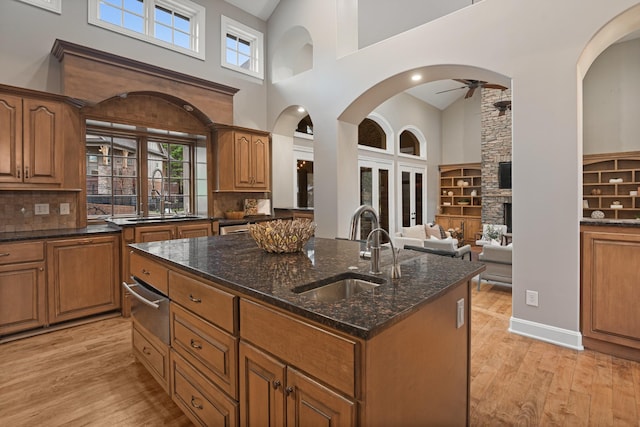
[437,224,447,239]
[425,224,441,239]
[402,224,426,240]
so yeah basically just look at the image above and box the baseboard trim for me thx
[509,316,584,351]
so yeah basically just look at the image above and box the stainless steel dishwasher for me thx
[122,278,170,344]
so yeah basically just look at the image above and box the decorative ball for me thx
[591,210,605,219]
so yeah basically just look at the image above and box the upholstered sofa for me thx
[477,244,512,289]
[393,223,452,249]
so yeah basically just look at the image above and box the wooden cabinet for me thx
[214,125,271,192]
[437,163,482,245]
[583,152,640,220]
[133,319,170,393]
[0,241,46,336]
[581,225,640,361]
[0,94,63,186]
[167,269,239,425]
[239,342,355,427]
[46,235,120,324]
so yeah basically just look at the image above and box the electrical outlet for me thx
[526,290,539,307]
[60,203,70,215]
[35,203,49,215]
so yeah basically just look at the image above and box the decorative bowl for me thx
[591,210,605,219]
[224,211,245,220]
[248,219,316,253]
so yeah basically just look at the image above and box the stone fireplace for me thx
[480,88,512,226]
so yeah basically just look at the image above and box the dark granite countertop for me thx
[106,215,211,228]
[130,234,484,339]
[0,224,119,242]
[580,218,640,227]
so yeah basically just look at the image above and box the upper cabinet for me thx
[0,94,63,186]
[214,125,271,192]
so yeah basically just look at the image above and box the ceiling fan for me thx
[437,79,508,99]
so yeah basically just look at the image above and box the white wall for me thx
[584,38,640,154]
[267,0,640,350]
[358,0,471,48]
[441,95,482,163]
[0,0,268,129]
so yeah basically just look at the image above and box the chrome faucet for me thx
[349,205,380,241]
[366,228,401,279]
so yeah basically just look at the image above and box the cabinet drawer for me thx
[170,303,238,399]
[130,251,168,295]
[0,241,44,265]
[170,350,239,427]
[169,270,236,334]
[240,299,357,398]
[132,320,169,393]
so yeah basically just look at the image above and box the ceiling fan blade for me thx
[454,79,472,85]
[483,84,508,91]
[435,86,467,94]
[465,87,476,98]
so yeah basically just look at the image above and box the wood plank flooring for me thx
[1,281,639,426]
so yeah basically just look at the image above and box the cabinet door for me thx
[0,262,46,335]
[239,341,286,427]
[22,98,63,185]
[234,132,253,188]
[0,94,22,183]
[47,235,120,324]
[176,222,211,239]
[135,224,175,242]
[464,217,482,244]
[286,367,356,427]
[251,134,270,190]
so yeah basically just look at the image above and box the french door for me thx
[399,165,426,227]
[358,159,393,240]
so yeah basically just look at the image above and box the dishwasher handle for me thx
[122,281,161,309]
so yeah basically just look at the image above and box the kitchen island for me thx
[128,233,484,426]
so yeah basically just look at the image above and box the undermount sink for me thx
[126,215,203,222]
[295,274,384,303]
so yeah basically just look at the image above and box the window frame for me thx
[88,0,206,60]
[397,126,427,160]
[221,15,264,80]
[357,113,394,155]
[17,0,61,14]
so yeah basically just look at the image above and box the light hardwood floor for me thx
[1,282,639,426]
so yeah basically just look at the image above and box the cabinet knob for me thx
[190,396,203,410]
[285,386,294,396]
[272,380,281,390]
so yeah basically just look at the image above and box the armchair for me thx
[475,224,508,246]
[405,238,472,261]
[477,244,512,289]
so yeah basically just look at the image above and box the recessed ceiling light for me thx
[297,106,305,113]
[411,74,422,82]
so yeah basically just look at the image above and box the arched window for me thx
[399,130,420,156]
[358,118,386,149]
[296,115,313,135]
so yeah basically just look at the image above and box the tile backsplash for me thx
[0,191,78,233]
[213,192,270,217]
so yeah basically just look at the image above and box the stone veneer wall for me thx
[481,88,512,225]
[0,191,78,233]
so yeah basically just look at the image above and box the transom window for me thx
[88,0,205,59]
[358,118,387,150]
[399,130,420,156]
[85,120,207,219]
[221,15,264,79]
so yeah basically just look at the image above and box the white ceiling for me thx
[224,0,281,21]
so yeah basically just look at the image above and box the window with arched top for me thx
[358,118,386,150]
[399,130,420,156]
[296,115,313,135]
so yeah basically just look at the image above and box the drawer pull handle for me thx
[191,396,203,410]
[24,167,29,179]
[272,380,281,390]
[142,346,152,356]
[285,386,294,396]
[0,253,9,257]
[141,269,151,275]
[189,294,201,303]
[190,339,203,350]
[79,239,94,245]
